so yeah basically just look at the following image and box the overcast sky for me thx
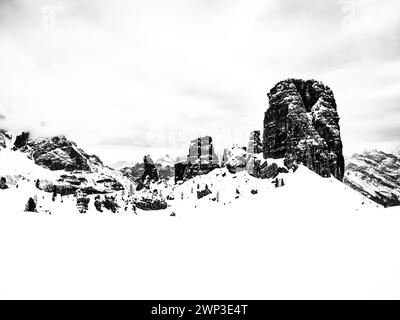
[0,0,399,164]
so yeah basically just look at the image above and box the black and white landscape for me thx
[0,0,399,300]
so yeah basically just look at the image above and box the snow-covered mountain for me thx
[344,150,400,207]
[0,132,130,197]
[110,160,138,170]
[155,154,175,167]
[121,154,177,182]
[1,126,396,299]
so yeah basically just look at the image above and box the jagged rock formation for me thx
[263,79,344,181]
[188,136,219,165]
[0,114,11,150]
[175,136,220,183]
[133,189,168,211]
[13,134,102,172]
[121,163,145,181]
[121,155,171,192]
[6,133,127,196]
[223,145,247,174]
[142,155,158,182]
[134,197,168,211]
[246,154,288,179]
[13,132,30,150]
[174,162,188,183]
[0,130,12,150]
[247,131,262,154]
[155,155,175,181]
[344,150,400,207]
[0,177,8,189]
[121,155,175,183]
[197,185,212,199]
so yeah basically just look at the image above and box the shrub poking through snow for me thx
[76,189,90,214]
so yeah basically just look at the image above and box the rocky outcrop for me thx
[0,177,9,190]
[247,130,262,154]
[13,132,30,150]
[155,155,175,180]
[156,165,174,180]
[122,155,175,183]
[0,115,11,149]
[223,145,247,174]
[134,198,168,211]
[344,150,400,207]
[13,134,102,172]
[197,185,212,199]
[142,155,158,182]
[188,136,219,166]
[121,163,145,181]
[174,162,188,183]
[133,190,168,211]
[263,79,344,181]
[41,183,107,196]
[246,155,285,179]
[0,130,11,150]
[175,136,220,183]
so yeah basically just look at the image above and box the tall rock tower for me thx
[263,79,345,181]
[247,130,262,154]
[174,135,220,183]
[187,136,219,165]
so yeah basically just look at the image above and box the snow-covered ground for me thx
[2,157,400,299]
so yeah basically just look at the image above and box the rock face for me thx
[13,132,30,150]
[121,163,145,181]
[246,154,285,179]
[122,155,175,182]
[188,136,219,165]
[263,79,344,181]
[0,130,11,150]
[0,115,11,150]
[142,155,158,182]
[13,134,102,172]
[133,189,168,211]
[223,145,247,174]
[247,130,262,154]
[155,155,175,181]
[175,136,220,183]
[0,177,9,190]
[134,197,168,211]
[344,150,400,207]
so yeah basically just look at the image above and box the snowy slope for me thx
[3,159,399,299]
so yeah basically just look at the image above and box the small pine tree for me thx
[52,186,57,202]
[25,197,37,212]
[216,191,220,202]
[281,178,285,187]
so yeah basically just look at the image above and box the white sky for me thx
[0,0,399,164]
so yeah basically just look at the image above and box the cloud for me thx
[0,0,399,163]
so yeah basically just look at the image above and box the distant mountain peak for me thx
[345,149,400,207]
[12,133,103,172]
[156,154,176,167]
